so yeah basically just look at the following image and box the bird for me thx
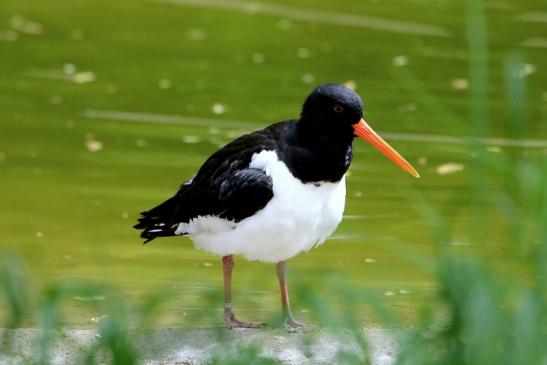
[134,83,419,330]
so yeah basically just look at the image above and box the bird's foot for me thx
[224,311,264,329]
[283,317,309,332]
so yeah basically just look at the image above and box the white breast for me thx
[182,150,346,263]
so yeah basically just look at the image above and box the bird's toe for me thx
[224,311,265,329]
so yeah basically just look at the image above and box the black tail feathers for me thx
[134,196,182,244]
[138,225,179,244]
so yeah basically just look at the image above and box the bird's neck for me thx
[279,121,353,184]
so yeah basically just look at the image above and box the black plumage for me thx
[134,84,364,243]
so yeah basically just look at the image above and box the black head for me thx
[296,83,420,178]
[300,83,364,135]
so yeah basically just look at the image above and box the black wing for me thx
[134,121,290,243]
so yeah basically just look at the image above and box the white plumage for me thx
[176,150,346,263]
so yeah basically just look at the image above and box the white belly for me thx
[182,150,346,263]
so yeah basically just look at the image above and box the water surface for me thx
[0,0,545,327]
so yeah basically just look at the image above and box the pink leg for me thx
[276,261,305,330]
[222,255,263,329]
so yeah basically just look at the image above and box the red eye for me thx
[333,104,344,113]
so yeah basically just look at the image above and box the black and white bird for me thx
[134,83,419,329]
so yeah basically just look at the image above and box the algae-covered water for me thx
[0,0,545,327]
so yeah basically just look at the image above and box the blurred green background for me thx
[0,0,545,328]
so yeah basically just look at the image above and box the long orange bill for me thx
[353,118,420,178]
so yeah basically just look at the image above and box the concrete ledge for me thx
[1,327,399,364]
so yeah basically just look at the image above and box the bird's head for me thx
[300,83,420,178]
[301,83,365,130]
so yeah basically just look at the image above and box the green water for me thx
[0,0,545,327]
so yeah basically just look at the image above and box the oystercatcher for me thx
[134,83,419,329]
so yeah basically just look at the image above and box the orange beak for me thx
[353,118,420,178]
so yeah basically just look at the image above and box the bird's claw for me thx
[224,311,265,329]
[283,317,310,332]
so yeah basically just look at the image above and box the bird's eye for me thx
[333,104,344,113]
